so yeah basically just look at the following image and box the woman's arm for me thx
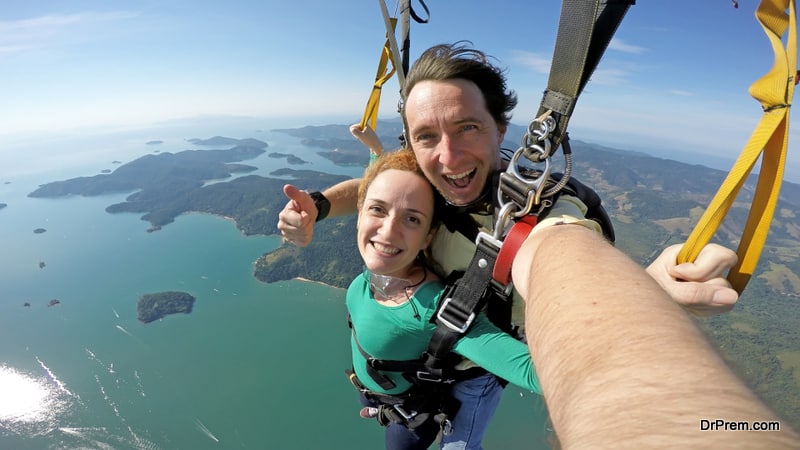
[453,314,540,394]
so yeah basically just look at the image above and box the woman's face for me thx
[357,169,435,280]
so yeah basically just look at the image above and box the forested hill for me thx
[265,122,800,429]
[28,125,799,428]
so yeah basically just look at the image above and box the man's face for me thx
[404,79,506,206]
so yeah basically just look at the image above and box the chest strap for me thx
[422,215,538,380]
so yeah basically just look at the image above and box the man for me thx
[278,44,797,446]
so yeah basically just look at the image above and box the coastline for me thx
[295,276,344,291]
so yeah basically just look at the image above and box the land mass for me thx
[28,124,800,428]
[268,152,308,165]
[273,122,404,167]
[137,291,195,323]
[0,203,6,210]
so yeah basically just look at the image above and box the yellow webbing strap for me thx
[359,18,398,131]
[678,0,797,293]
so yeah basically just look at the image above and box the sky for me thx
[1,0,798,182]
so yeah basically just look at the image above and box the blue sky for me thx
[1,0,798,181]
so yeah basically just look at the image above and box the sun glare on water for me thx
[0,364,66,434]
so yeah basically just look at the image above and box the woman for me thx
[346,148,539,450]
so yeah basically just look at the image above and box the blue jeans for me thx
[441,372,503,450]
[359,394,440,450]
[359,372,504,450]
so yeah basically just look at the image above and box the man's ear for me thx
[497,124,507,146]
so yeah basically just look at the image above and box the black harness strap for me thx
[537,0,635,154]
[422,234,502,379]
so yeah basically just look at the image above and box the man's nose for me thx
[436,133,462,166]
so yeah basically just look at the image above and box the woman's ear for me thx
[424,228,435,249]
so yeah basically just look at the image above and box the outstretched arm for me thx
[512,225,797,448]
[276,178,360,246]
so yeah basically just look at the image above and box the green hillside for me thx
[30,125,799,429]
[266,123,800,429]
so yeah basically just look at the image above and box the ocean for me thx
[0,118,550,449]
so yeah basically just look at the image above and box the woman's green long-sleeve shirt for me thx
[346,271,541,395]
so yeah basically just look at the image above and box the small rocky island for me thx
[137,291,195,323]
[33,228,47,234]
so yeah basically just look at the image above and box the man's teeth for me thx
[446,170,472,181]
[373,242,400,254]
[446,169,473,188]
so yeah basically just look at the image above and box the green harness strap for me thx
[535,0,635,157]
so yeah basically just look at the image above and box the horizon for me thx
[1,1,798,184]
[0,115,800,190]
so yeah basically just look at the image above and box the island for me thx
[273,122,404,167]
[20,124,800,430]
[48,299,60,307]
[137,291,195,324]
[27,137,347,236]
[39,261,46,269]
[268,152,308,165]
[0,203,6,210]
[146,140,163,146]
[188,136,267,147]
[33,228,47,234]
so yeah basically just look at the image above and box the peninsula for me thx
[137,291,195,323]
[20,124,800,430]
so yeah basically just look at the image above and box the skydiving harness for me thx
[418,0,633,371]
[347,0,627,432]
[345,127,616,433]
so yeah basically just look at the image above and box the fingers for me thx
[646,243,739,317]
[671,243,738,282]
[276,184,315,247]
[349,123,365,135]
[679,282,738,317]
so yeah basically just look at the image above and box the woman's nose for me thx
[377,216,398,237]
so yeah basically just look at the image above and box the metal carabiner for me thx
[499,146,552,218]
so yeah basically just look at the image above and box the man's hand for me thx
[276,184,317,247]
[646,243,739,317]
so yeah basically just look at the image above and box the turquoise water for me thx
[0,120,550,449]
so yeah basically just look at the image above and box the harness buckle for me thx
[415,370,443,383]
[436,297,476,333]
[392,404,419,421]
[415,370,457,384]
[476,229,503,251]
[441,418,454,436]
